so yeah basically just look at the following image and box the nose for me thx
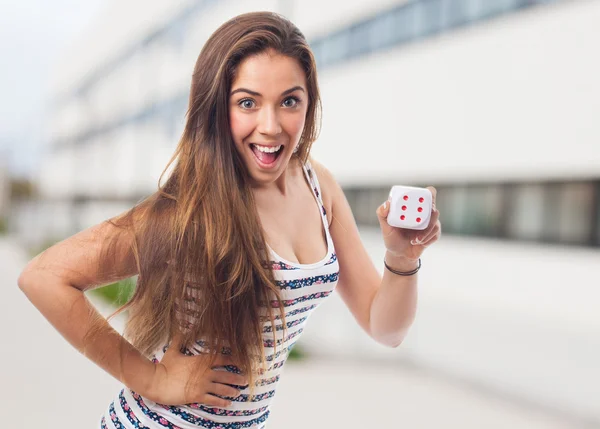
[257,106,282,136]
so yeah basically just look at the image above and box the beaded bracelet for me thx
[383,257,421,276]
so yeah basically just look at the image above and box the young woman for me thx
[18,11,441,429]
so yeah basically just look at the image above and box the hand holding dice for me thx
[376,185,441,262]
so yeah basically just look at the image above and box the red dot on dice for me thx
[419,197,424,203]
[416,217,422,223]
[403,195,409,201]
[418,207,423,213]
[400,215,405,220]
[402,205,407,211]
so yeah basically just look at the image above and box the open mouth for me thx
[249,144,284,167]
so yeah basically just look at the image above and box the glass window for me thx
[370,12,397,51]
[595,183,600,247]
[506,183,546,241]
[556,182,595,245]
[390,3,418,45]
[349,21,373,57]
[465,184,505,236]
[436,185,468,234]
[320,30,351,67]
[416,0,444,38]
[310,40,324,67]
[540,183,562,242]
[442,0,476,29]
[476,0,520,19]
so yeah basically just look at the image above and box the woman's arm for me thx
[17,212,156,395]
[312,160,438,348]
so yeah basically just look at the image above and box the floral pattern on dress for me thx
[275,272,339,290]
[262,315,308,333]
[175,403,269,418]
[263,327,303,348]
[324,253,337,266]
[101,160,338,429]
[260,304,317,322]
[130,390,270,429]
[108,400,128,429]
[270,290,334,308]
[270,260,300,270]
[265,340,298,362]
[119,391,151,428]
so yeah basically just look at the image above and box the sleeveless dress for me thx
[99,160,340,429]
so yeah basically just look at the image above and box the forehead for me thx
[231,51,306,93]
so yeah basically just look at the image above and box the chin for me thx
[244,141,289,174]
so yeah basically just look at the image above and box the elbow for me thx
[370,327,410,349]
[18,262,39,293]
[18,267,33,292]
[370,332,403,349]
[385,336,406,349]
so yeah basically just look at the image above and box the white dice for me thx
[386,185,433,230]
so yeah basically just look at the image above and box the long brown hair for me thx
[89,11,322,400]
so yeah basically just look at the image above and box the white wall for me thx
[293,0,409,39]
[312,0,600,186]
[44,1,600,199]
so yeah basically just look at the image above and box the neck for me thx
[251,155,303,197]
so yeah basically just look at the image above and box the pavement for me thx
[2,237,593,428]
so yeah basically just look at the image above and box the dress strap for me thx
[302,159,327,217]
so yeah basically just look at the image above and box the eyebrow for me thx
[230,86,305,97]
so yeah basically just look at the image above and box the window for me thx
[320,31,351,67]
[555,182,595,245]
[390,3,419,45]
[370,12,397,51]
[435,185,468,234]
[344,180,599,248]
[506,183,546,241]
[349,21,373,57]
[595,185,600,246]
[442,0,475,29]
[416,0,444,38]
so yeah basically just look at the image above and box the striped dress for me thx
[100,160,340,428]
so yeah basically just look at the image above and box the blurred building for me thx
[0,160,8,220]
[27,0,600,249]
[18,0,600,425]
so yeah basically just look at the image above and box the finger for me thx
[427,186,437,207]
[419,222,441,245]
[214,353,244,371]
[208,381,241,397]
[410,211,438,246]
[201,394,232,408]
[376,198,395,237]
[420,229,440,247]
[211,370,249,386]
[417,211,440,243]
[418,216,440,243]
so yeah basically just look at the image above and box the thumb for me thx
[376,198,394,236]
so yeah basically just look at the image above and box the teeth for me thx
[253,144,281,153]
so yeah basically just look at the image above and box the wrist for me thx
[384,251,419,272]
[123,352,157,396]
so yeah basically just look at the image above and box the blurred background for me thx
[1,0,599,427]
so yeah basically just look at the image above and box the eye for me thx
[282,96,301,108]
[238,98,255,109]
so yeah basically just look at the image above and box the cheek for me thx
[229,110,254,143]
[283,113,306,139]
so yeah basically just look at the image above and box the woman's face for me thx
[229,49,308,186]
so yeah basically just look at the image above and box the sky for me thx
[0,0,105,178]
